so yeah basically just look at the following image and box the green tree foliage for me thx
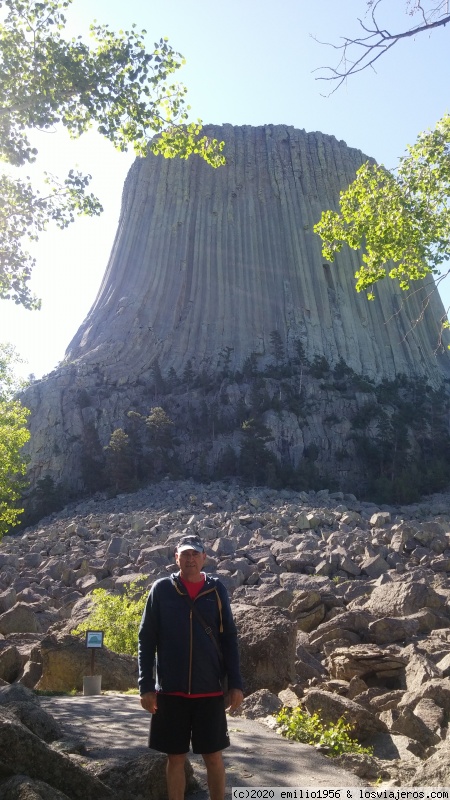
[146,406,176,475]
[104,427,136,492]
[217,346,234,378]
[182,359,195,386]
[269,330,285,364]
[146,406,174,446]
[242,352,259,378]
[314,114,450,298]
[215,444,238,479]
[72,580,148,656]
[0,343,30,537]
[239,417,276,485]
[309,355,331,378]
[350,377,450,503]
[0,0,225,308]
[315,1,450,301]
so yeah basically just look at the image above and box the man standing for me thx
[138,534,244,800]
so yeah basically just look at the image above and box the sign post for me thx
[83,630,104,696]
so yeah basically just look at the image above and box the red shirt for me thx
[180,574,206,599]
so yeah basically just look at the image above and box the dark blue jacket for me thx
[138,572,243,696]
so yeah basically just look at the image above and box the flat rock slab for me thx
[40,694,365,794]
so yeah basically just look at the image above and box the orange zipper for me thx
[188,608,193,693]
[173,579,222,693]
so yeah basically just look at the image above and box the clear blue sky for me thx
[1,0,449,378]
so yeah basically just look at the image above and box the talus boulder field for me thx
[2,481,450,789]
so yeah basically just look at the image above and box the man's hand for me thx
[140,691,158,713]
[226,688,244,714]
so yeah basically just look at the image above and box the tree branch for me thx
[314,0,450,94]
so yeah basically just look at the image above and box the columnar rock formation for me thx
[67,124,449,382]
[20,124,450,494]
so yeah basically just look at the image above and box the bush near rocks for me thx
[71,580,148,656]
[276,705,373,757]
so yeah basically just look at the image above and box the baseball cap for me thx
[176,535,205,554]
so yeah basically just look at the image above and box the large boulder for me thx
[303,689,388,741]
[0,713,114,799]
[326,644,407,682]
[289,591,326,633]
[308,611,373,653]
[5,702,62,743]
[232,604,296,694]
[0,774,72,799]
[411,738,450,786]
[0,589,17,614]
[0,684,62,743]
[96,752,196,800]
[404,649,442,692]
[233,689,283,719]
[0,605,40,635]
[356,580,446,617]
[0,645,23,683]
[0,603,60,636]
[380,706,441,748]
[398,678,450,713]
[367,616,421,645]
[36,633,138,692]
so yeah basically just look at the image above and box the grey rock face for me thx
[19,125,450,493]
[67,125,448,382]
[233,604,297,694]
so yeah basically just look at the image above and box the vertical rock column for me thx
[65,124,450,383]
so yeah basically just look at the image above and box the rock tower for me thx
[66,124,449,382]
[21,125,450,498]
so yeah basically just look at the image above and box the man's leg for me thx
[202,750,225,800]
[166,753,187,800]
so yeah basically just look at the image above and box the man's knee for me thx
[167,753,187,767]
[202,750,224,767]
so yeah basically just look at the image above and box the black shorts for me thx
[149,694,230,755]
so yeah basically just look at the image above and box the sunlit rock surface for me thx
[66,124,450,382]
[21,125,450,491]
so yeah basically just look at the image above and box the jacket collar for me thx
[171,571,214,592]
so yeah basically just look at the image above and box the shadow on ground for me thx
[40,694,366,795]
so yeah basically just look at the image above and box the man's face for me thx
[175,548,206,581]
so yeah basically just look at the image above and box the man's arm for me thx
[138,583,159,696]
[217,582,244,702]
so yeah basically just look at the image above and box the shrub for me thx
[275,706,373,757]
[72,579,148,656]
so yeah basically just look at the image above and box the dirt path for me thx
[40,694,366,795]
